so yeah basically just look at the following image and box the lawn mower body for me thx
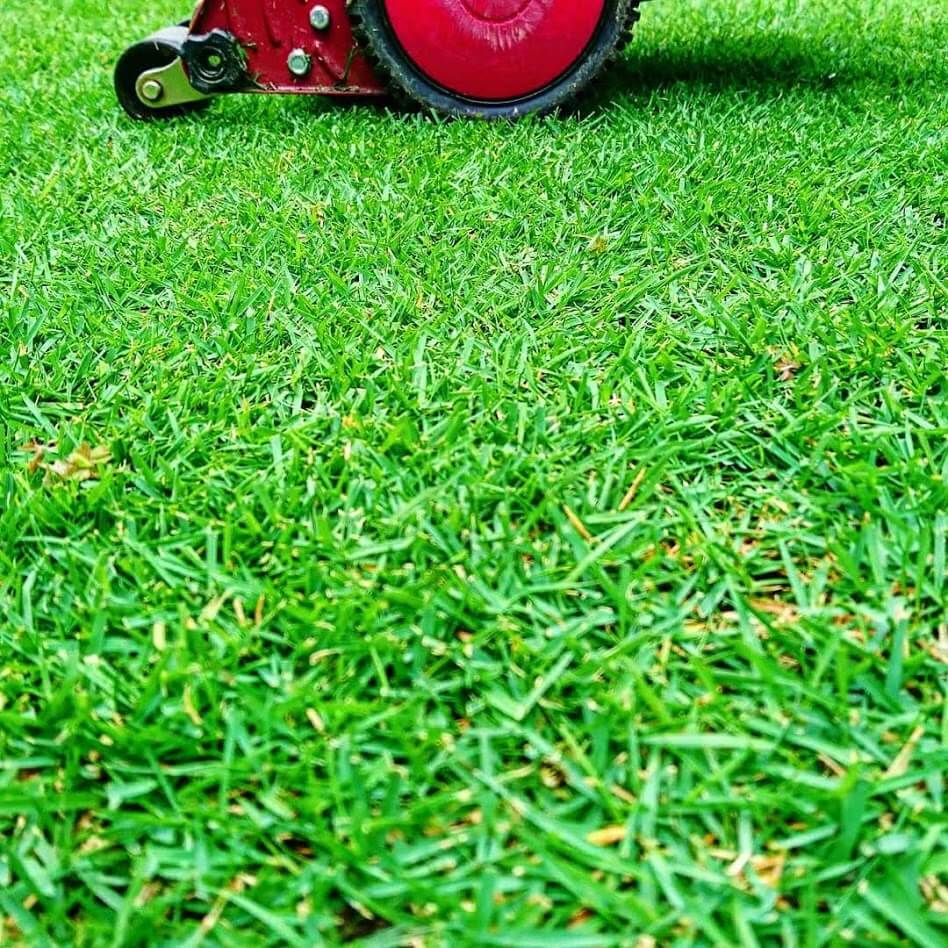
[116,0,640,120]
[186,0,382,96]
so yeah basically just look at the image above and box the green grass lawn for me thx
[2,0,947,943]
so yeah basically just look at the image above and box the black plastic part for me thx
[181,30,247,94]
[115,26,212,121]
[349,0,640,118]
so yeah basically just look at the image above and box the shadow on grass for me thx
[610,47,842,93]
[576,27,944,115]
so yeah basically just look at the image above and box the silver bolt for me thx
[140,79,164,102]
[287,48,312,78]
[309,5,331,30]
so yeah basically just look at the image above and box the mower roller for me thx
[115,1,641,120]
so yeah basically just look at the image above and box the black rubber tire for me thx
[349,0,639,118]
[115,26,212,121]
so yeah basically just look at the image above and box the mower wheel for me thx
[350,0,640,118]
[115,26,212,121]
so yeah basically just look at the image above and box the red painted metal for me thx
[188,0,386,95]
[382,0,608,100]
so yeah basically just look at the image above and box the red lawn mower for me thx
[115,1,641,120]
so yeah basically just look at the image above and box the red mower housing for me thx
[115,0,641,120]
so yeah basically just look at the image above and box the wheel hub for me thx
[382,0,609,101]
[459,1,534,20]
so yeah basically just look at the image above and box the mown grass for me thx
[1,0,947,943]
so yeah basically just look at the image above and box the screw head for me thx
[140,79,164,102]
[287,48,312,78]
[309,5,331,30]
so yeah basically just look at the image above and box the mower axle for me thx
[135,58,210,112]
